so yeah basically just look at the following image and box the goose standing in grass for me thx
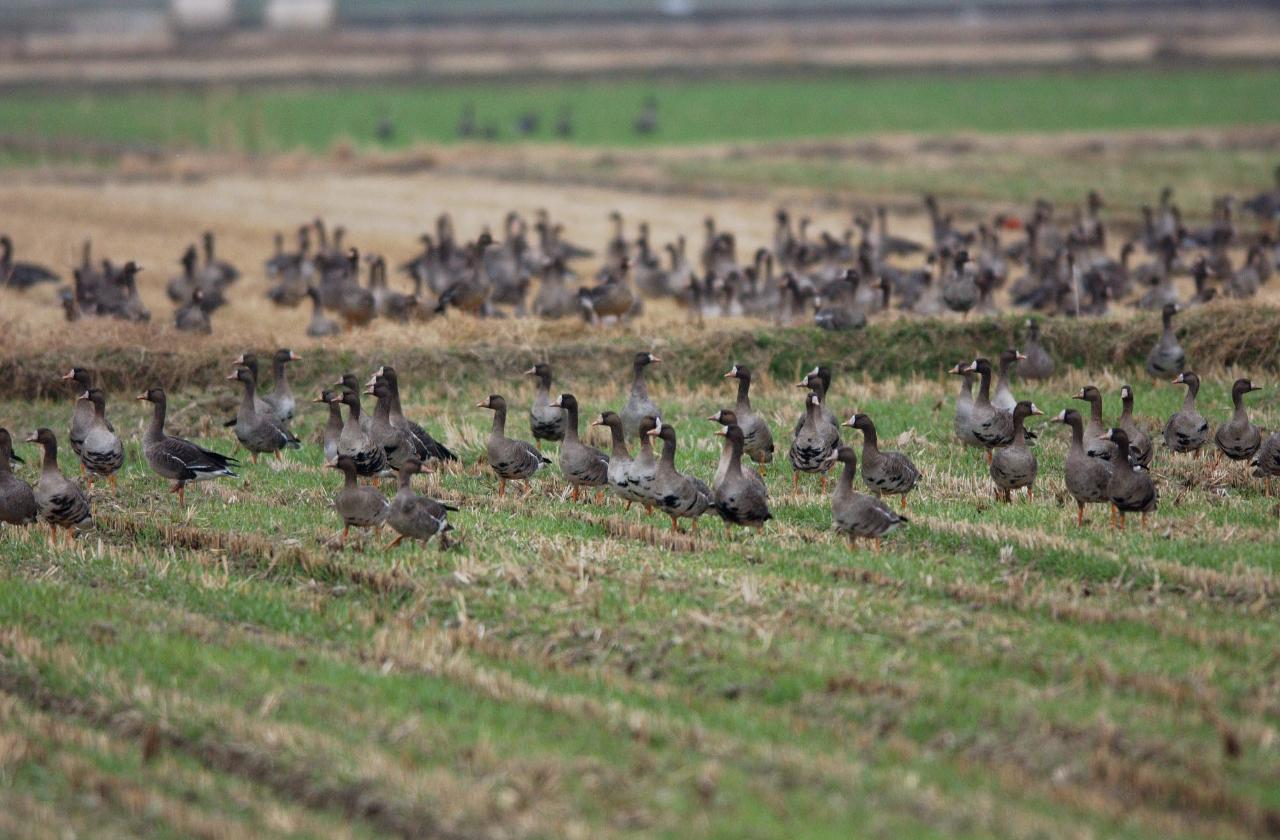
[223,352,273,422]
[1100,428,1158,530]
[708,409,767,495]
[1072,385,1118,462]
[1056,409,1112,526]
[526,363,565,448]
[1116,385,1153,467]
[0,428,37,528]
[62,367,110,464]
[364,379,413,473]
[329,455,389,547]
[1020,319,1055,380]
[989,401,1042,503]
[1214,378,1262,468]
[550,393,608,502]
[331,389,386,479]
[261,348,302,426]
[591,410,641,509]
[0,235,60,289]
[174,288,212,333]
[477,394,550,497]
[620,351,662,442]
[228,367,300,463]
[386,458,457,549]
[991,348,1026,413]
[647,423,712,532]
[306,286,340,338]
[1146,303,1186,378]
[965,358,1014,462]
[1163,371,1210,458]
[371,367,455,463]
[792,366,837,434]
[831,447,907,552]
[623,415,662,513]
[949,362,982,448]
[1251,433,1280,496]
[723,363,774,470]
[138,388,238,505]
[75,389,124,490]
[843,413,920,510]
[714,424,773,530]
[25,429,91,545]
[789,392,840,491]
[314,389,343,463]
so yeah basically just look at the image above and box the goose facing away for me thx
[477,394,550,496]
[991,348,1026,413]
[789,392,840,491]
[329,454,390,546]
[330,389,387,479]
[386,459,457,550]
[75,389,124,489]
[1020,318,1055,380]
[949,362,982,448]
[989,401,1042,503]
[0,428,38,527]
[1214,378,1262,464]
[25,428,92,545]
[1100,428,1158,530]
[1055,409,1112,526]
[831,447,907,551]
[1146,303,1186,378]
[138,388,238,505]
[314,389,343,463]
[646,423,712,532]
[1163,371,1209,457]
[526,363,565,446]
[1116,385,1153,468]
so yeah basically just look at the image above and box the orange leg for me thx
[385,534,404,549]
[1116,511,1126,531]
[1192,448,1201,460]
[669,515,681,533]
[1140,511,1148,529]
[535,439,542,451]
[47,524,57,547]
[624,501,632,512]
[644,504,653,516]
[820,474,828,493]
[1267,477,1273,498]
[1026,485,1034,502]
[1076,502,1084,527]
[570,485,579,502]
[792,471,798,491]
[498,478,506,497]
[339,525,349,546]
[65,527,74,547]
[109,473,117,492]
[593,489,604,504]
[274,450,282,461]
[251,452,258,464]
[873,538,882,553]
[690,518,698,533]
[900,494,908,511]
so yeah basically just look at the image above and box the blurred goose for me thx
[707,409,767,495]
[620,352,662,443]
[61,367,111,464]
[1214,378,1262,466]
[713,424,773,529]
[591,410,640,509]
[831,447,907,551]
[578,259,636,324]
[789,392,840,491]
[1100,428,1158,530]
[1071,386,1118,462]
[991,348,1026,412]
[647,423,712,532]
[200,231,239,288]
[1145,303,1186,378]
[550,393,608,502]
[843,413,920,510]
[1163,371,1209,458]
[74,389,123,490]
[990,401,1042,502]
[1251,433,1280,496]
[965,358,1015,460]
[386,459,457,549]
[526,363,565,448]
[370,367,455,463]
[477,394,550,496]
[1021,319,1055,380]
[949,362,982,448]
[174,288,212,334]
[940,251,979,317]
[227,367,300,462]
[138,388,237,505]
[1056,409,1112,526]
[314,389,343,463]
[0,428,37,527]
[723,363,774,470]
[0,235,60,289]
[331,389,387,479]
[364,379,413,473]
[329,455,389,546]
[25,429,91,545]
[623,415,662,513]
[1116,384,1153,468]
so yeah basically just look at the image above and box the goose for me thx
[1116,384,1153,468]
[227,367,300,462]
[138,388,238,505]
[1145,303,1186,378]
[386,459,457,549]
[225,352,274,420]
[200,231,239,288]
[940,251,979,317]
[991,348,1026,413]
[337,249,376,329]
[1099,428,1158,530]
[24,429,91,545]
[1020,319,1055,380]
[477,395,550,496]
[531,257,580,319]
[0,235,60,289]
[843,413,920,510]
[578,259,637,325]
[261,348,301,425]
[707,409,767,495]
[789,392,840,491]
[1071,386,1118,462]
[1056,409,1112,526]
[305,286,341,337]
[620,351,662,443]
[964,358,1015,461]
[622,415,662,513]
[1163,371,1210,458]
[166,245,200,303]
[949,362,982,448]
[831,447,907,551]
[646,423,712,532]
[590,410,641,509]
[330,389,387,479]
[1214,378,1262,467]
[433,248,491,316]
[526,363,565,448]
[328,455,389,546]
[990,401,1042,503]
[313,389,343,463]
[363,379,413,473]
[367,256,416,321]
[74,389,124,490]
[369,367,455,463]
[1251,433,1280,496]
[61,367,112,464]
[549,393,608,502]
[713,424,773,530]
[174,288,212,334]
[792,366,837,434]
[723,363,774,470]
[0,428,37,528]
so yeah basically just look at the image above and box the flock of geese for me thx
[2,332,1279,551]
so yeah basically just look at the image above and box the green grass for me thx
[2,349,1279,837]
[3,66,1280,156]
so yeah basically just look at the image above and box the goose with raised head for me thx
[0,235,60,289]
[261,348,301,425]
[591,411,640,508]
[646,423,712,532]
[1116,384,1153,467]
[0,428,37,528]
[313,389,343,463]
[306,286,340,337]
[1071,385,1118,462]
[964,358,1014,461]
[74,389,124,490]
[526,363,565,448]
[363,379,413,473]
[620,351,662,443]
[370,366,455,463]
[714,424,773,529]
[174,288,212,334]
[990,401,1042,503]
[792,366,837,434]
[477,394,550,496]
[1163,371,1210,458]
[328,455,389,546]
[61,367,112,464]
[831,447,907,551]
[789,392,840,491]
[843,412,920,510]
[25,429,91,545]
[1214,378,1262,466]
[723,363,774,469]
[991,348,1026,413]
[550,393,608,502]
[137,388,237,505]
[1146,303,1186,378]
[1100,428,1158,530]
[386,459,457,549]
[1056,409,1112,526]
[707,409,767,496]
[331,389,386,479]
[1020,319,1055,380]
[227,367,300,462]
[622,415,662,513]
[949,362,982,448]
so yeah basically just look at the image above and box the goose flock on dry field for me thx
[2,170,1280,553]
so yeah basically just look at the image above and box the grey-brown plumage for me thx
[364,379,413,472]
[714,424,773,529]
[386,459,457,549]
[62,367,112,460]
[965,358,1015,453]
[1100,428,1158,529]
[844,412,919,510]
[550,393,608,501]
[647,423,712,532]
[478,394,550,495]
[620,352,662,443]
[989,401,1042,502]
[138,388,238,506]
[0,428,37,527]
[526,363,565,445]
[227,353,274,418]
[1020,318,1054,380]
[991,348,1025,413]
[371,366,454,462]
[789,392,840,487]
[313,389,343,463]
[228,366,300,461]
[331,389,386,478]
[329,455,389,545]
[792,366,837,434]
[261,348,301,425]
[1146,303,1186,378]
[174,287,212,333]
[949,362,982,448]
[1072,385,1118,462]
[25,428,91,542]
[708,409,767,496]
[1056,408,1112,526]
[1116,385,1153,468]
[831,447,907,547]
[622,415,662,510]
[592,410,641,507]
[1214,378,1262,462]
[1251,433,1280,495]
[1163,371,1209,456]
[75,389,124,487]
[724,363,774,467]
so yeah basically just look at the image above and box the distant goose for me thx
[0,235,60,290]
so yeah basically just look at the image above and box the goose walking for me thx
[949,362,982,448]
[1214,378,1262,468]
[723,363,774,470]
[551,393,609,501]
[989,401,1042,503]
[330,390,387,479]
[831,447,907,551]
[386,459,457,549]
[228,367,300,462]
[620,352,662,443]
[646,423,712,532]
[1100,428,1158,530]
[138,388,238,505]
[329,455,389,546]
[1056,409,1112,526]
[708,409,767,496]
[789,392,840,492]
[1146,303,1186,378]
[965,359,1015,461]
[526,363,565,448]
[477,394,550,496]
[843,413,920,510]
[713,424,773,530]
[1116,385,1153,467]
[591,411,641,509]
[370,367,455,463]
[1071,386,1118,461]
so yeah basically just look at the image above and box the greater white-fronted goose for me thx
[1214,378,1262,467]
[991,348,1025,413]
[989,401,1042,503]
[306,286,341,338]
[200,231,239,288]
[590,410,641,509]
[707,409,767,496]
[789,392,840,491]
[578,259,637,325]
[25,428,91,545]
[371,366,455,463]
[261,348,301,425]
[313,389,343,463]
[225,352,273,419]
[363,379,413,473]
[792,366,838,434]
[622,415,662,512]
[338,249,376,329]
[331,389,387,479]
[75,388,124,490]
[174,287,212,334]
[620,351,662,442]
[949,362,982,448]
[62,367,111,464]
[1056,409,1112,526]
[228,367,300,462]
[329,454,390,546]
[964,358,1014,461]
[940,251,979,317]
[550,393,608,502]
[1100,428,1158,529]
[1251,433,1280,496]
[647,423,712,532]
[1020,319,1055,380]
[843,413,920,510]
[1071,385,1118,462]
[0,235,60,289]
[138,388,238,505]
[0,428,37,528]
[714,424,773,529]
[478,394,550,496]
[1116,384,1153,468]
[831,446,907,551]
[1146,303,1186,378]
[526,363,565,447]
[723,363,774,469]
[386,459,457,549]
[1163,371,1209,458]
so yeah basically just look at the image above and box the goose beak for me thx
[1029,404,1044,416]
[135,393,148,401]
[645,427,660,438]
[1171,374,1184,384]
[289,351,302,361]
[705,413,720,422]
[375,366,386,377]
[78,390,90,400]
[233,354,245,365]
[1054,410,1067,422]
[333,378,346,387]
[60,370,76,380]
[1072,389,1085,399]
[475,400,488,408]
[1248,384,1263,392]
[362,386,375,396]
[311,395,327,403]
[649,355,662,364]
[965,361,978,372]
[723,370,736,378]
[1015,352,1028,362]
[947,364,962,375]
[1100,429,1114,441]
[225,371,239,381]
[588,418,602,428]
[364,374,378,388]
[524,367,538,376]
[24,433,37,443]
[549,397,562,408]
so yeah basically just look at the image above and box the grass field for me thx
[2,334,1280,838]
[4,67,1280,156]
